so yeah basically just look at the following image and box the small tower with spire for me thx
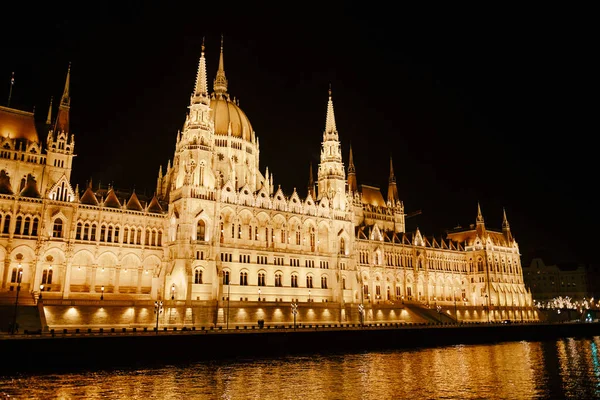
[317,85,346,202]
[44,63,76,195]
[347,145,358,194]
[475,202,486,238]
[387,156,399,205]
[308,162,316,199]
[502,207,513,243]
[213,35,229,99]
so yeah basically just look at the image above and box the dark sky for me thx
[3,4,595,266]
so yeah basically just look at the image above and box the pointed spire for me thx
[46,96,53,125]
[502,207,510,229]
[213,35,228,96]
[60,62,71,107]
[347,146,358,193]
[325,84,337,135]
[387,156,399,205]
[308,162,316,199]
[54,63,71,134]
[476,202,484,224]
[193,37,209,100]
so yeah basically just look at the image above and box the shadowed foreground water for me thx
[1,337,599,399]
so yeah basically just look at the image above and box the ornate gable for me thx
[48,175,75,202]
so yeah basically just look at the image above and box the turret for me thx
[502,207,513,243]
[44,64,76,195]
[317,85,346,202]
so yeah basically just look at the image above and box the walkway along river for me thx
[1,321,599,373]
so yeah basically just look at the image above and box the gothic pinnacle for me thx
[213,35,228,95]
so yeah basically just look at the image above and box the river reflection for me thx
[1,337,599,399]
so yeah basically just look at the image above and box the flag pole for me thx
[7,72,14,107]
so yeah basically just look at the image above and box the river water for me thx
[1,336,599,399]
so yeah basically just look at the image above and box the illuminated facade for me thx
[0,41,533,325]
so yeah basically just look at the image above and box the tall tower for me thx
[317,86,346,203]
[44,63,75,195]
[307,162,316,199]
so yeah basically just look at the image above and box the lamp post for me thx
[12,268,23,334]
[39,284,44,302]
[101,285,104,300]
[226,281,231,330]
[291,302,298,330]
[154,300,163,333]
[171,284,175,300]
[453,290,458,321]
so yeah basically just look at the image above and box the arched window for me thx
[107,225,113,242]
[15,216,22,235]
[194,268,203,284]
[145,228,151,245]
[248,225,252,240]
[157,230,163,246]
[197,220,206,241]
[321,276,328,289]
[342,276,346,290]
[2,215,10,234]
[31,217,38,236]
[100,225,106,242]
[291,274,298,288]
[275,272,282,287]
[23,217,30,235]
[42,268,53,285]
[240,271,248,286]
[114,226,120,243]
[136,228,142,245]
[76,222,82,240]
[340,238,346,255]
[52,219,63,238]
[83,223,90,240]
[223,270,230,285]
[258,272,266,286]
[310,227,316,251]
[306,275,313,288]
[90,223,97,241]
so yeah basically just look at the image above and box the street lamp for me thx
[291,302,298,329]
[101,285,104,300]
[154,300,163,333]
[39,284,44,301]
[12,268,23,334]
[171,284,175,300]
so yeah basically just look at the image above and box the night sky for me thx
[3,4,595,266]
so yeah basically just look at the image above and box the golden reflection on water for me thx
[2,338,600,399]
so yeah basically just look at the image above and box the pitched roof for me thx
[360,185,386,208]
[126,191,143,211]
[19,175,40,198]
[0,106,39,143]
[103,188,121,208]
[79,186,99,206]
[147,194,163,214]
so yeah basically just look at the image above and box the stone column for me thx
[90,266,97,293]
[136,268,142,294]
[2,257,11,289]
[113,266,120,294]
[63,263,72,298]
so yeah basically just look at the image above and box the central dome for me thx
[210,96,253,142]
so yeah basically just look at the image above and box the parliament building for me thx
[0,40,536,328]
